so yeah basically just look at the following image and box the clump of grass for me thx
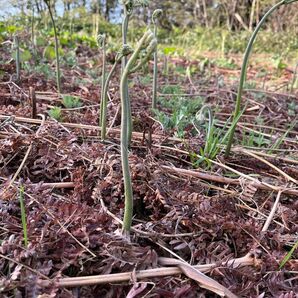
[62,95,82,108]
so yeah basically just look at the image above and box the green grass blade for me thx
[279,239,298,269]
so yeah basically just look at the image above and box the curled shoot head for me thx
[116,44,134,61]
[122,0,149,14]
[129,30,157,73]
[152,9,163,23]
[97,34,106,49]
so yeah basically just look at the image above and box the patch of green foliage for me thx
[62,95,82,108]
[48,106,62,121]
[153,93,204,138]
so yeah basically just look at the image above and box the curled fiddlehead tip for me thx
[141,30,154,49]
[97,34,106,48]
[116,44,134,61]
[152,9,163,23]
[133,0,150,7]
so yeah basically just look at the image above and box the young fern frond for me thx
[225,0,298,157]
[97,33,107,130]
[43,0,62,93]
[13,35,20,82]
[100,45,133,141]
[120,30,156,239]
[121,0,150,146]
[152,9,163,109]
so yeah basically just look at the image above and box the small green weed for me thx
[279,239,298,269]
[62,95,82,108]
[48,106,62,121]
[214,58,237,70]
[153,96,203,137]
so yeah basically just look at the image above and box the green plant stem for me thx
[14,35,20,82]
[100,61,118,140]
[44,0,62,93]
[120,31,154,237]
[199,106,213,156]
[100,43,106,127]
[152,23,158,109]
[225,0,286,157]
[19,185,28,248]
[122,6,133,145]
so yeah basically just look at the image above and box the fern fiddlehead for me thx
[152,9,162,109]
[100,45,133,140]
[225,0,298,157]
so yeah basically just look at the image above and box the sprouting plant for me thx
[62,95,82,109]
[152,9,163,109]
[19,185,28,248]
[279,238,298,269]
[48,106,62,121]
[13,34,20,82]
[120,30,156,238]
[192,106,245,168]
[97,33,107,127]
[43,0,62,93]
[121,0,150,145]
[225,0,298,157]
[100,45,133,141]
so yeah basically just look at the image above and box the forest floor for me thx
[0,43,298,297]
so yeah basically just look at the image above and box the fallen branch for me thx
[56,251,259,288]
[0,115,181,143]
[161,165,298,196]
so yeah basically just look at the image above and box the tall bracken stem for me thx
[98,34,107,130]
[225,0,296,157]
[152,9,162,109]
[121,4,133,145]
[121,30,156,238]
[44,0,62,93]
[14,35,20,82]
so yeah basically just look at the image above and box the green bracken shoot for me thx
[13,34,20,82]
[152,9,163,109]
[100,45,133,140]
[43,0,62,93]
[225,0,298,157]
[97,33,107,128]
[121,0,150,145]
[19,185,28,248]
[120,30,156,238]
